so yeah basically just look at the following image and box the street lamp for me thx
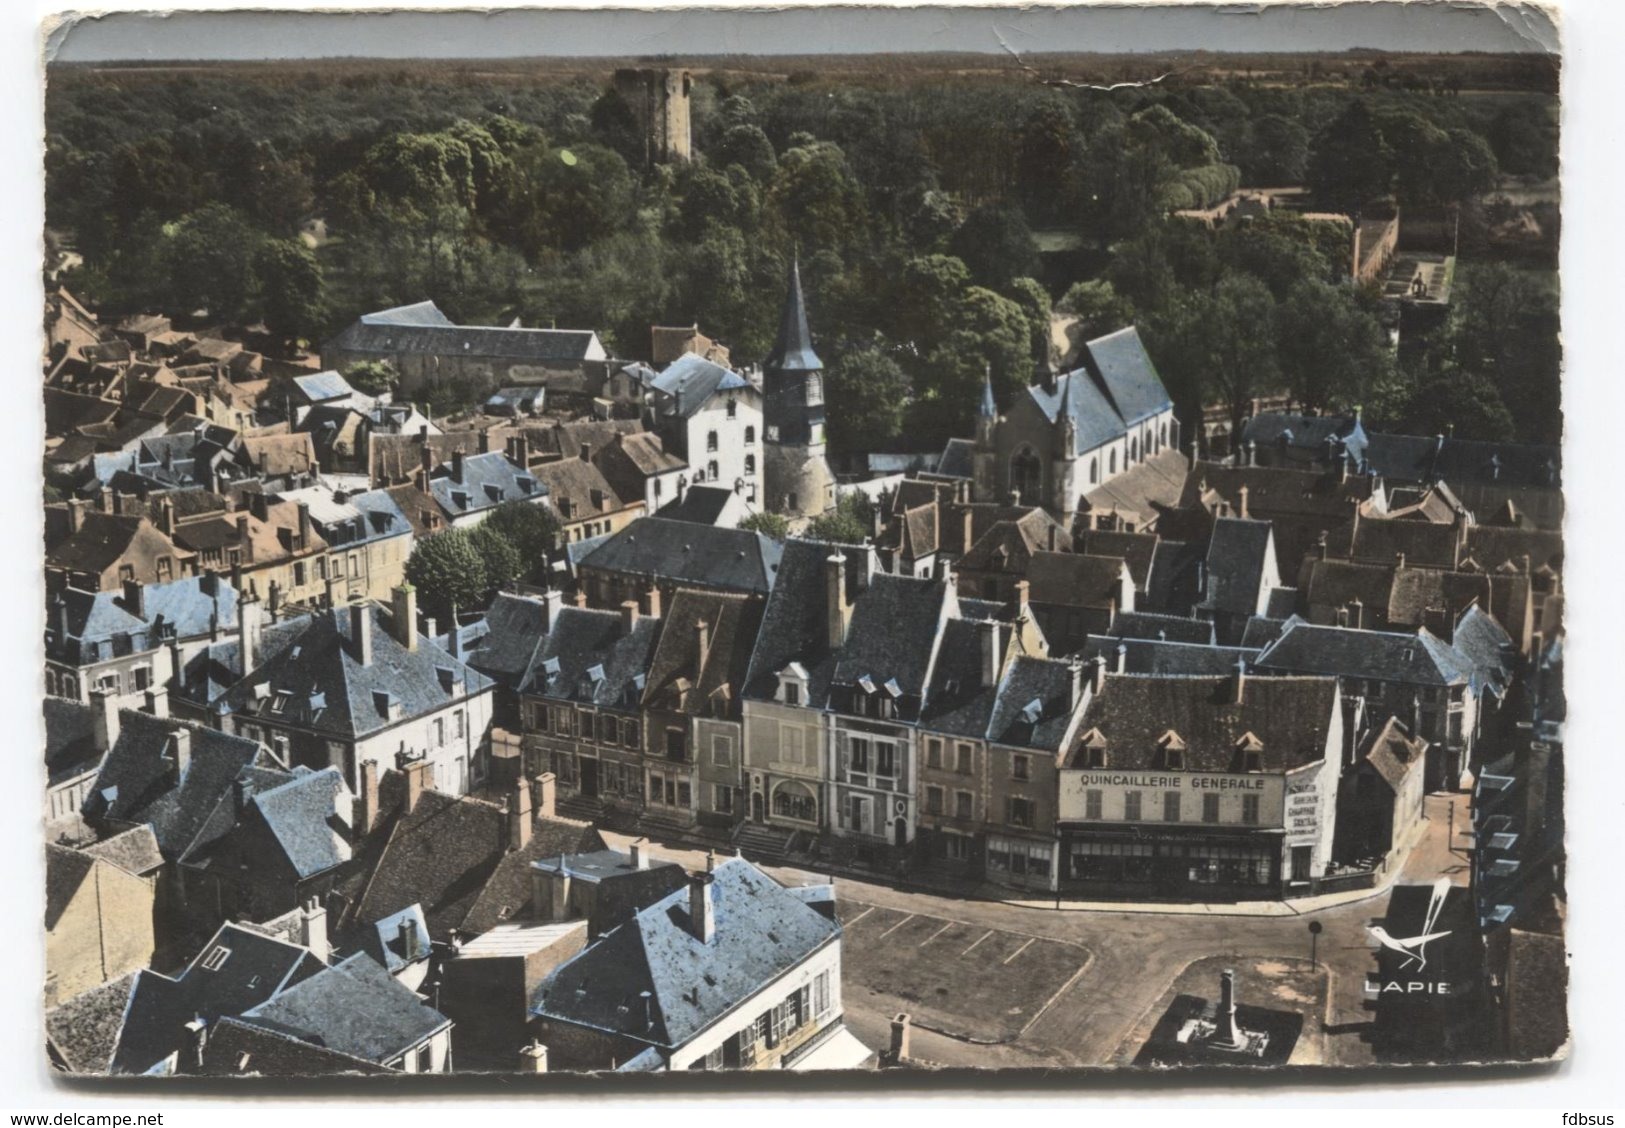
[1308,920,1323,969]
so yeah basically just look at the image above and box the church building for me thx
[972,326,1180,523]
[762,260,836,519]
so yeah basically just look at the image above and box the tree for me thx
[948,203,1040,291]
[1057,279,1136,340]
[824,345,911,453]
[1275,279,1391,412]
[1396,367,1516,442]
[1003,276,1054,365]
[805,492,872,545]
[713,123,777,183]
[469,523,524,590]
[765,140,868,259]
[1307,100,1393,214]
[739,511,791,540]
[892,254,972,350]
[404,529,489,623]
[344,360,398,396]
[252,239,325,341]
[482,500,562,577]
[1238,114,1310,185]
[1441,263,1561,443]
[162,203,263,320]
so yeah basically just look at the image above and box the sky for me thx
[47,3,1561,65]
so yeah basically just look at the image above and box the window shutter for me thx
[769,1002,786,1047]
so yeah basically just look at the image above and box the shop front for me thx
[1058,825,1286,901]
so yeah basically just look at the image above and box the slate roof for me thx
[987,655,1082,751]
[1255,621,1473,687]
[197,1016,391,1076]
[85,711,278,861]
[919,618,1007,739]
[531,857,840,1050]
[331,302,601,364]
[456,819,611,936]
[1023,326,1171,454]
[656,485,740,526]
[1082,448,1191,530]
[462,593,551,690]
[44,696,103,788]
[248,767,352,880]
[278,485,411,548]
[1143,538,1207,616]
[1106,612,1215,645]
[830,573,954,707]
[46,513,188,578]
[643,589,764,719]
[1451,604,1518,699]
[214,605,494,741]
[291,370,355,403]
[1200,517,1277,617]
[47,972,140,1075]
[521,605,661,708]
[764,259,823,372]
[937,437,976,480]
[742,539,877,707]
[83,825,164,876]
[1066,673,1339,772]
[1241,411,1368,466]
[1026,552,1130,609]
[1360,431,1561,490]
[112,923,325,1074]
[233,952,448,1065]
[1240,615,1293,650]
[1082,636,1261,677]
[429,451,545,518]
[649,353,752,418]
[578,517,782,596]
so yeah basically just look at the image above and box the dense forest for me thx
[44,54,1562,449]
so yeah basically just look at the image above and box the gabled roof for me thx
[198,1016,391,1077]
[1082,636,1260,677]
[919,618,1007,739]
[643,589,764,718]
[522,605,660,708]
[1106,612,1215,646]
[83,825,165,876]
[532,857,839,1050]
[462,593,551,690]
[46,844,99,931]
[937,437,976,480]
[1201,517,1276,617]
[1255,621,1473,687]
[46,513,192,578]
[360,300,455,328]
[234,952,448,1065]
[1360,716,1427,792]
[830,573,954,704]
[741,539,876,707]
[44,696,103,787]
[86,711,278,861]
[655,485,740,526]
[1067,673,1338,772]
[290,370,356,403]
[1451,604,1518,698]
[331,303,602,364]
[578,517,782,596]
[214,605,494,740]
[1241,411,1368,464]
[1022,326,1172,452]
[1025,552,1131,612]
[987,655,1082,751]
[649,353,752,418]
[249,767,352,880]
[429,451,545,517]
[47,972,140,1075]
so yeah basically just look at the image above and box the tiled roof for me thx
[523,605,660,708]
[1106,612,1215,645]
[44,696,102,787]
[643,589,764,719]
[46,972,140,1075]
[742,539,877,707]
[987,655,1082,751]
[578,517,782,596]
[1068,673,1338,772]
[1360,716,1426,792]
[532,857,839,1049]
[83,825,164,876]
[830,573,953,704]
[1026,551,1130,608]
[46,844,97,931]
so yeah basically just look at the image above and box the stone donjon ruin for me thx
[762,259,835,519]
[612,68,693,167]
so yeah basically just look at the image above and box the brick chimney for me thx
[1237,485,1250,521]
[531,857,572,921]
[620,600,640,633]
[532,771,557,819]
[1013,579,1030,621]
[642,583,662,619]
[238,587,262,673]
[143,688,168,719]
[66,497,88,534]
[688,872,715,943]
[390,584,418,651]
[168,727,192,781]
[300,897,329,962]
[630,838,651,870]
[518,1041,549,1073]
[403,759,433,812]
[121,577,145,620]
[978,620,1000,689]
[1230,659,1247,705]
[452,449,466,483]
[351,602,373,666]
[1089,654,1107,696]
[825,554,850,649]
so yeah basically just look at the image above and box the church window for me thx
[1109,450,1118,475]
[1089,457,1099,485]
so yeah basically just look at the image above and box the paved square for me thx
[837,901,1092,1043]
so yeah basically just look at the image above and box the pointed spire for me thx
[978,366,997,419]
[765,254,823,373]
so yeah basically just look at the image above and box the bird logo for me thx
[1368,877,1454,973]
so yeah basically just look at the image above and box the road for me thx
[605,791,1471,1070]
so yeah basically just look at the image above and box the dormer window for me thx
[1158,730,1187,771]
[1235,732,1265,772]
[777,664,808,707]
[1078,727,1109,769]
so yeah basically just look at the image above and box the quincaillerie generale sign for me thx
[1057,770,1286,824]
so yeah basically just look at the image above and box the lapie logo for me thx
[1368,877,1454,973]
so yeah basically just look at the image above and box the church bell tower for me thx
[762,258,835,518]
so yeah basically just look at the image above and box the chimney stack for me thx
[890,1014,913,1064]
[579,443,591,463]
[978,620,1000,689]
[351,602,373,666]
[390,584,419,651]
[403,758,433,812]
[1089,654,1107,696]
[297,502,312,550]
[688,872,715,943]
[642,583,662,619]
[67,497,88,534]
[122,578,146,619]
[91,688,121,753]
[619,600,640,634]
[399,915,419,962]
[630,838,650,870]
[509,775,533,851]
[531,858,572,922]
[1013,579,1031,621]
[518,1041,549,1074]
[238,586,262,673]
[695,619,711,669]
[1115,642,1128,675]
[357,759,380,836]
[452,449,466,483]
[300,897,329,962]
[1237,485,1250,521]
[533,771,557,819]
[168,727,192,781]
[1230,659,1247,705]
[825,554,850,649]
[143,688,169,719]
